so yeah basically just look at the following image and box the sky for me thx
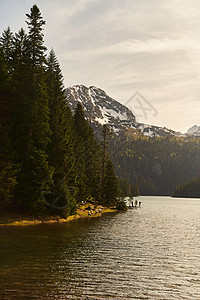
[1,0,200,133]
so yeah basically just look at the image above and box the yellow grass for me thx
[0,204,116,227]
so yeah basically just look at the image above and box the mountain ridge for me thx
[65,84,184,138]
[187,125,200,136]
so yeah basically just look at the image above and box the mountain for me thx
[65,85,181,137]
[65,85,200,196]
[66,85,135,132]
[187,125,200,136]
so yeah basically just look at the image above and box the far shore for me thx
[0,203,117,227]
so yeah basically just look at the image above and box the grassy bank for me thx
[0,203,117,226]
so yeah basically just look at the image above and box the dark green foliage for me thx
[0,159,17,208]
[0,46,17,208]
[74,106,118,206]
[0,124,17,208]
[74,103,102,202]
[111,133,200,196]
[25,5,47,67]
[0,27,14,70]
[101,124,110,183]
[115,198,128,211]
[0,5,52,212]
[173,176,200,198]
[13,6,52,212]
[117,177,131,197]
[12,29,29,91]
[133,184,140,197]
[46,49,78,215]
[100,125,119,205]
[16,148,53,212]
[102,158,118,206]
[118,177,140,198]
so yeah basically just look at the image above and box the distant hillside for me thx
[173,176,200,198]
[65,85,200,196]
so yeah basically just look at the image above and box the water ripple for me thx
[1,196,200,299]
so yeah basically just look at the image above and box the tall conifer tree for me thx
[100,125,118,205]
[102,158,118,206]
[14,5,53,212]
[74,103,102,202]
[46,49,78,214]
[0,47,17,208]
[0,27,14,73]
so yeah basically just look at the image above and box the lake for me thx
[1,196,200,299]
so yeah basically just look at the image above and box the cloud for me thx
[60,37,200,59]
[1,0,200,132]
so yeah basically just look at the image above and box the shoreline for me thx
[0,204,117,227]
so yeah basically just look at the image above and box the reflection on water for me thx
[1,196,200,299]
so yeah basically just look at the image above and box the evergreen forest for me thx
[0,5,119,216]
[110,131,200,196]
[173,176,200,198]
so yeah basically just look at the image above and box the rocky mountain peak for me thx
[187,125,200,136]
[65,85,136,131]
[65,84,181,137]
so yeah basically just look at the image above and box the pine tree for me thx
[0,47,17,208]
[0,28,17,125]
[25,5,47,68]
[74,103,102,202]
[172,176,200,198]
[14,5,53,212]
[101,124,110,191]
[10,28,32,161]
[46,49,78,215]
[132,184,140,197]
[12,28,29,81]
[102,158,118,206]
[100,124,119,205]
[0,46,12,126]
[0,27,14,73]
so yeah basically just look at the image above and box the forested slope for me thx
[111,131,200,195]
[173,176,200,198]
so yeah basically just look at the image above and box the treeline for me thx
[173,176,200,198]
[110,131,200,195]
[117,177,140,198]
[0,5,118,215]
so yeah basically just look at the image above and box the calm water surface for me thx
[1,196,200,299]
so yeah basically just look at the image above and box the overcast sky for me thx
[1,0,200,133]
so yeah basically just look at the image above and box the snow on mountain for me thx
[65,85,181,137]
[187,125,200,136]
[66,85,135,131]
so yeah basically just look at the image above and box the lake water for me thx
[1,196,200,299]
